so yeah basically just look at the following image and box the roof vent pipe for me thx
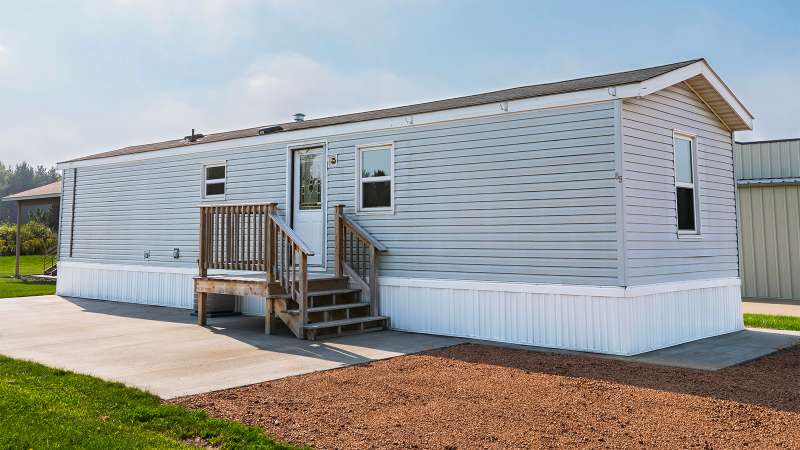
[293,113,305,122]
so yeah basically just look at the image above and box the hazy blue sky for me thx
[1,0,798,167]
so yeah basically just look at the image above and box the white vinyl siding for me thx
[62,101,622,286]
[622,84,738,285]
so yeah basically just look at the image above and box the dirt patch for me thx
[172,343,800,449]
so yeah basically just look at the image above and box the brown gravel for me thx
[172,343,800,449]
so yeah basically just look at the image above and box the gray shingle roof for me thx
[66,59,702,163]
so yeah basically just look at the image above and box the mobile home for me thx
[56,59,753,355]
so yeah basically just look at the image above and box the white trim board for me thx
[56,60,752,170]
[378,276,740,298]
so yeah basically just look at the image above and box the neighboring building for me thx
[55,59,753,355]
[2,181,62,277]
[735,139,800,301]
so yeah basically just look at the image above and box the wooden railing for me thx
[267,211,315,324]
[198,203,272,273]
[334,204,388,315]
[198,203,315,315]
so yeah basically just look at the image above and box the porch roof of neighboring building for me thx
[1,181,62,203]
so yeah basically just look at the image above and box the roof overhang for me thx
[57,60,752,169]
[2,181,62,202]
[637,60,753,131]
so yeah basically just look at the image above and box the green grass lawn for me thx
[0,355,296,449]
[0,254,56,298]
[744,313,800,332]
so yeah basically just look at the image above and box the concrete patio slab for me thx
[743,298,800,317]
[0,295,463,398]
[626,328,800,370]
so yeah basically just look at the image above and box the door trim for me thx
[286,140,328,270]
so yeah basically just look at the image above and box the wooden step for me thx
[305,276,349,291]
[307,288,361,298]
[303,315,387,330]
[284,302,370,316]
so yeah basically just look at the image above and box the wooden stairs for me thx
[271,276,388,340]
[195,203,389,340]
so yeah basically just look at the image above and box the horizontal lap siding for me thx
[64,142,289,267]
[326,102,620,285]
[63,102,620,285]
[622,84,738,285]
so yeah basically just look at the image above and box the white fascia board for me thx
[56,84,638,170]
[638,60,753,130]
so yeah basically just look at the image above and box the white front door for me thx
[292,147,324,267]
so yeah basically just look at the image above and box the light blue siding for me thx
[621,84,739,285]
[62,101,623,286]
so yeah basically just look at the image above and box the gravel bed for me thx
[172,343,800,449]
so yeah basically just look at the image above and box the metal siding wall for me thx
[65,101,622,286]
[735,140,800,180]
[621,84,739,285]
[737,185,800,300]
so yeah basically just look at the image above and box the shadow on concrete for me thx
[433,335,800,413]
[59,296,461,367]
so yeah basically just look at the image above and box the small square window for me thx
[203,163,226,198]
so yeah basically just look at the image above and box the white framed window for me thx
[356,143,394,213]
[673,132,700,235]
[202,161,226,199]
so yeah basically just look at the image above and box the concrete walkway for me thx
[743,298,800,317]
[627,328,799,370]
[0,295,463,398]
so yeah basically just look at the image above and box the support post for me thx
[14,201,21,278]
[197,292,207,326]
[299,253,308,338]
[265,298,274,334]
[335,204,344,278]
[369,247,378,316]
[266,203,276,282]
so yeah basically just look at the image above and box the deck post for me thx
[14,201,21,278]
[368,247,378,316]
[197,206,208,326]
[335,204,344,278]
[299,253,308,338]
[197,291,207,326]
[266,203,276,282]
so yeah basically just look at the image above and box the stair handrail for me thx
[267,212,315,256]
[334,205,387,316]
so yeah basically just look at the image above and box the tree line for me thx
[0,162,60,225]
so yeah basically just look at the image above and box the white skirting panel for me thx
[56,261,743,356]
[57,261,196,309]
[379,277,743,356]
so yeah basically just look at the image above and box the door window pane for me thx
[299,152,322,210]
[677,187,695,231]
[361,148,391,178]
[675,138,693,184]
[362,181,391,209]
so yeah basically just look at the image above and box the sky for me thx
[0,0,798,168]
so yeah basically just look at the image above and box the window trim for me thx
[202,161,227,200]
[672,131,701,237]
[355,142,395,214]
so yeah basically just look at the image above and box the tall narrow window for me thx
[357,144,394,212]
[203,162,226,198]
[674,135,698,233]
